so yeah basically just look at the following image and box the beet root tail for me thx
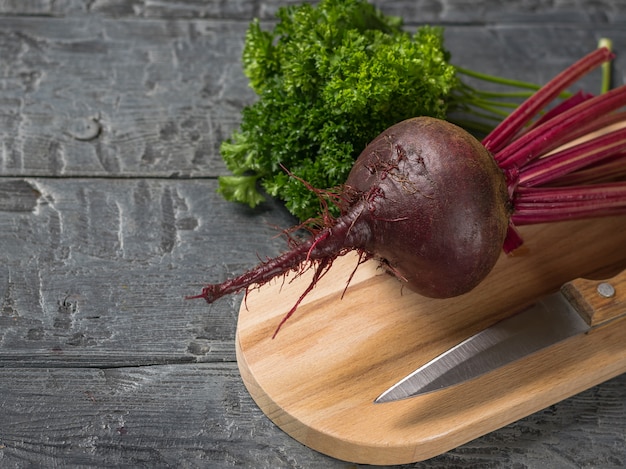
[189,202,371,334]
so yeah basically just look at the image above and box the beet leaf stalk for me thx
[192,46,626,337]
[484,47,626,251]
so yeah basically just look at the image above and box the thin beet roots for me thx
[187,202,370,304]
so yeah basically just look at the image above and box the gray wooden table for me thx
[1,1,625,467]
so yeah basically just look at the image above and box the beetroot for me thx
[344,117,510,298]
[190,47,626,336]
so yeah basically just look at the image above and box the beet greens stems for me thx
[486,47,626,252]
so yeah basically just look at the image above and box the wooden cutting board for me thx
[236,216,626,465]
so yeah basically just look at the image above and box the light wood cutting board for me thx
[236,216,626,465]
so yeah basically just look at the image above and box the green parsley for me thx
[219,0,537,221]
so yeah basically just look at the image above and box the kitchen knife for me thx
[375,269,626,403]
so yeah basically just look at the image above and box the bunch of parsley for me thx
[218,0,536,221]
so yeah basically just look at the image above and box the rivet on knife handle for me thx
[561,269,626,327]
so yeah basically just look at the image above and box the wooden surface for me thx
[1,1,625,467]
[237,220,626,465]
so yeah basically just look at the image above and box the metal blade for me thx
[375,292,590,403]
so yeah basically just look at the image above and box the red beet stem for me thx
[550,152,626,185]
[512,182,626,224]
[542,111,626,152]
[512,205,626,224]
[520,90,594,132]
[517,126,626,187]
[482,47,614,154]
[496,84,626,169]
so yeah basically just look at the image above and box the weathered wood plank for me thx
[1,0,625,24]
[0,364,341,467]
[0,365,624,468]
[0,16,253,177]
[0,177,296,366]
[0,16,623,178]
[380,0,626,26]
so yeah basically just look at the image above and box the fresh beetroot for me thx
[190,47,626,336]
[344,117,510,298]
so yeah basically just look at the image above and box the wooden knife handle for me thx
[561,269,626,327]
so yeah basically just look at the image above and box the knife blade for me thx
[375,269,626,403]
